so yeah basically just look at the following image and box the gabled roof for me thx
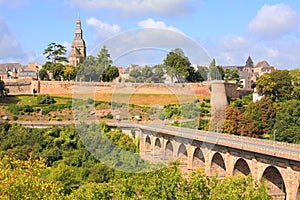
[255,60,270,68]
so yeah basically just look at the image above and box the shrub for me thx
[106,113,113,119]
[12,116,18,121]
[7,105,23,115]
[37,95,56,105]
[87,98,94,104]
[23,105,34,113]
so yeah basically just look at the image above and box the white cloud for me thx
[248,3,298,39]
[86,17,121,39]
[89,28,210,67]
[138,18,182,33]
[69,0,194,17]
[208,34,300,69]
[0,18,25,62]
[220,35,250,51]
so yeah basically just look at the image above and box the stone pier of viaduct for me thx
[130,124,300,200]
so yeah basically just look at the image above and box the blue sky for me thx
[0,0,299,69]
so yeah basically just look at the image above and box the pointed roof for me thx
[246,56,254,68]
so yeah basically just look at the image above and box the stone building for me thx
[223,56,258,90]
[68,15,86,66]
[253,60,276,76]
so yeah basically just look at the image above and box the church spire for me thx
[68,15,86,67]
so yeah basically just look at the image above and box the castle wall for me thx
[5,80,248,102]
[4,80,32,94]
[5,81,211,97]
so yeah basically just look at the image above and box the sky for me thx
[0,0,300,69]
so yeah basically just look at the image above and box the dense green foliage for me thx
[127,65,166,83]
[78,46,118,82]
[37,94,56,104]
[42,62,78,81]
[209,59,224,80]
[0,80,9,97]
[0,122,271,199]
[160,99,211,130]
[256,70,292,101]
[225,69,300,143]
[43,42,67,64]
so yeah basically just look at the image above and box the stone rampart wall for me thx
[5,80,248,101]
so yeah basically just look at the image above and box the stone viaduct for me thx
[129,124,300,200]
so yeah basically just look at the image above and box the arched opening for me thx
[177,144,188,166]
[233,158,251,176]
[145,136,151,152]
[261,166,286,200]
[211,152,226,178]
[164,141,173,161]
[154,138,161,152]
[192,147,205,169]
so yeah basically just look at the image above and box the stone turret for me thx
[68,15,86,66]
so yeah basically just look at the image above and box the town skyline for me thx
[0,0,300,69]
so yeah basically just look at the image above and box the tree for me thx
[129,69,141,83]
[101,66,119,82]
[96,45,112,67]
[0,156,64,199]
[63,65,78,81]
[272,100,300,143]
[78,46,113,82]
[209,59,224,80]
[77,56,99,81]
[141,66,153,82]
[52,63,65,81]
[0,80,9,97]
[43,42,67,64]
[163,48,195,83]
[152,65,165,83]
[41,62,65,81]
[270,70,292,101]
[224,68,241,86]
[290,69,300,100]
[197,66,209,82]
[210,175,271,200]
[256,73,275,98]
[256,70,292,101]
[38,68,49,80]
[222,107,242,135]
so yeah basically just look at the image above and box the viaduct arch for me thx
[137,125,300,200]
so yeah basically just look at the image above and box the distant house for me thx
[222,57,276,90]
[18,71,38,80]
[24,62,42,71]
[0,63,23,79]
[223,56,257,90]
[0,62,42,80]
[253,61,276,76]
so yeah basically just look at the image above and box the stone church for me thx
[68,16,86,66]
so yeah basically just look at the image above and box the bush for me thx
[37,95,56,105]
[106,113,113,119]
[7,105,23,115]
[87,98,94,105]
[12,116,18,121]
[23,105,34,113]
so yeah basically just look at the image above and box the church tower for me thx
[68,15,86,66]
